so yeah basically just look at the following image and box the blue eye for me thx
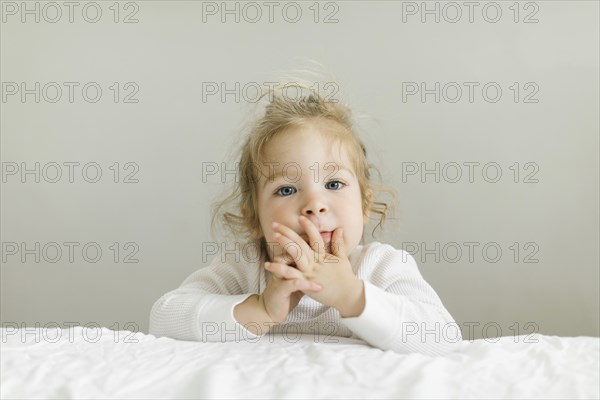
[275,186,296,196]
[326,180,345,190]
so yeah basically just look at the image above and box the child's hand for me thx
[269,216,365,317]
[259,256,323,324]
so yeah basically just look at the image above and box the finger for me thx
[264,262,304,280]
[272,254,295,268]
[330,227,347,258]
[298,215,326,255]
[273,222,313,255]
[271,225,313,272]
[284,278,322,294]
[272,232,304,268]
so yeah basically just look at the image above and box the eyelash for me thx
[275,187,294,197]
[325,180,345,191]
[274,180,346,197]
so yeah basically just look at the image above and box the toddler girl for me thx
[150,83,462,355]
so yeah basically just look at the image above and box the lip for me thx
[300,231,333,243]
[319,231,332,242]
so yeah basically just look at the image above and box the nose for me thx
[301,192,329,216]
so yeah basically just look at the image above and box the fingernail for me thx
[272,222,279,228]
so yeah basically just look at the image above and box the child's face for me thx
[255,122,369,263]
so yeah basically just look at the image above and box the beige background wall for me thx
[1,1,598,340]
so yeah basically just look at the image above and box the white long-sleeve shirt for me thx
[149,241,463,355]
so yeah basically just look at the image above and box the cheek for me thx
[347,195,367,229]
[258,204,285,235]
[339,201,362,222]
[265,201,290,219]
[350,191,365,214]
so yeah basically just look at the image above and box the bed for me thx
[1,326,598,399]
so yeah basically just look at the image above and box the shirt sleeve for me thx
[148,255,261,342]
[339,245,463,356]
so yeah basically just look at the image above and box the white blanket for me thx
[1,327,598,399]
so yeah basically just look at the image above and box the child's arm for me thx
[232,294,270,335]
[149,252,322,341]
[340,244,463,355]
[149,256,263,342]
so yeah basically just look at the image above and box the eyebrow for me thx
[262,171,282,189]
[262,163,354,188]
